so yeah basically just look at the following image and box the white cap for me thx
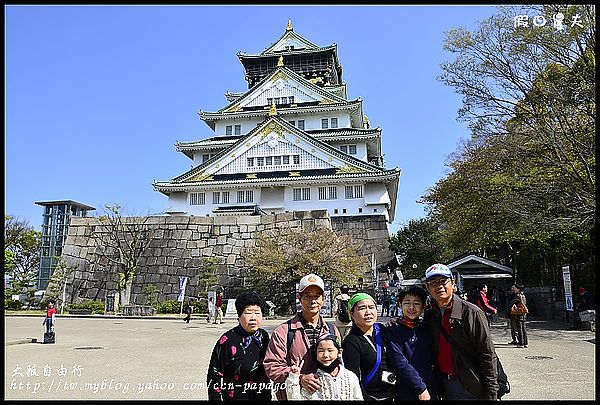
[425,263,452,280]
[298,273,325,293]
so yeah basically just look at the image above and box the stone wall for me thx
[55,211,394,305]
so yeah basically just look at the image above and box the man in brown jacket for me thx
[423,264,499,400]
[263,273,340,400]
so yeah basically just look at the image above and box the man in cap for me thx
[264,273,340,400]
[423,263,499,400]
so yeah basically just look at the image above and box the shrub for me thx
[192,300,208,314]
[5,298,23,310]
[156,300,181,314]
[68,300,105,314]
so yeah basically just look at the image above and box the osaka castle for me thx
[153,21,400,223]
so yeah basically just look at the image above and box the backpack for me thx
[286,319,336,353]
[337,298,351,323]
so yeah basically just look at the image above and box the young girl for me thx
[286,334,363,400]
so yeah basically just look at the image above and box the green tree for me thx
[194,257,218,298]
[45,255,78,314]
[389,218,447,279]
[4,215,42,301]
[244,227,367,315]
[423,5,595,285]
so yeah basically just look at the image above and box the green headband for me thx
[348,292,376,316]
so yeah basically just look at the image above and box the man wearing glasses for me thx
[264,273,341,400]
[423,264,499,400]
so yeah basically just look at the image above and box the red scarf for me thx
[399,318,416,329]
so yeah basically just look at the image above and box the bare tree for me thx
[90,204,156,308]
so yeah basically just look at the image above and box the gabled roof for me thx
[175,127,382,159]
[260,21,319,54]
[217,65,348,114]
[447,254,514,278]
[154,115,400,221]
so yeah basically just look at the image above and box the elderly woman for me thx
[341,292,395,401]
[206,290,271,401]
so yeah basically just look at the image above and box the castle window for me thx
[225,125,232,136]
[318,186,337,200]
[202,154,211,162]
[293,187,311,201]
[293,155,300,165]
[274,156,281,165]
[189,192,206,205]
[321,118,328,129]
[344,185,363,199]
[257,157,265,166]
[349,145,357,155]
[222,191,230,203]
[340,145,347,153]
[234,125,241,135]
[237,190,254,203]
[331,118,338,128]
[266,156,273,166]
[297,120,305,130]
[283,155,290,164]
[247,157,254,167]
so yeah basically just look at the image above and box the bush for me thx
[5,298,23,310]
[192,300,208,314]
[156,300,181,314]
[68,300,105,314]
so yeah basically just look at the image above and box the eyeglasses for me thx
[426,278,452,288]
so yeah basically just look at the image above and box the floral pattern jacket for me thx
[207,325,271,401]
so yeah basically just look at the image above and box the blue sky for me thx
[5,4,499,234]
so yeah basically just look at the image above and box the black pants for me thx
[511,316,528,346]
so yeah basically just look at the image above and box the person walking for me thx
[332,284,352,338]
[508,284,528,348]
[183,301,192,323]
[213,291,224,324]
[423,263,500,400]
[206,290,271,400]
[285,334,363,400]
[206,297,215,324]
[475,284,497,326]
[263,273,340,400]
[571,287,596,330]
[42,299,57,343]
[341,292,395,401]
[386,286,439,400]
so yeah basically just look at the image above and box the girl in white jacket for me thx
[285,333,363,400]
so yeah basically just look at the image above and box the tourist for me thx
[341,292,395,400]
[285,334,363,400]
[508,284,528,347]
[263,273,340,400]
[206,290,271,400]
[423,263,499,399]
[386,286,439,400]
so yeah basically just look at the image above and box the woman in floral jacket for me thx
[206,290,271,401]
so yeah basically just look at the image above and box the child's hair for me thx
[397,286,427,305]
[48,299,56,305]
[312,333,342,358]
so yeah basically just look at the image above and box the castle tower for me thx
[153,22,400,225]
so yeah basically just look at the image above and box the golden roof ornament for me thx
[277,55,284,67]
[286,19,293,31]
[269,100,278,116]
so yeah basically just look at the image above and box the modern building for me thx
[35,199,96,290]
[153,21,400,225]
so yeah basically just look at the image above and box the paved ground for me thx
[4,314,595,400]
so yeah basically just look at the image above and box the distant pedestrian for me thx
[42,299,57,334]
[475,284,497,326]
[214,291,224,324]
[333,284,352,338]
[571,287,596,330]
[508,284,528,348]
[183,301,192,323]
[206,297,215,324]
